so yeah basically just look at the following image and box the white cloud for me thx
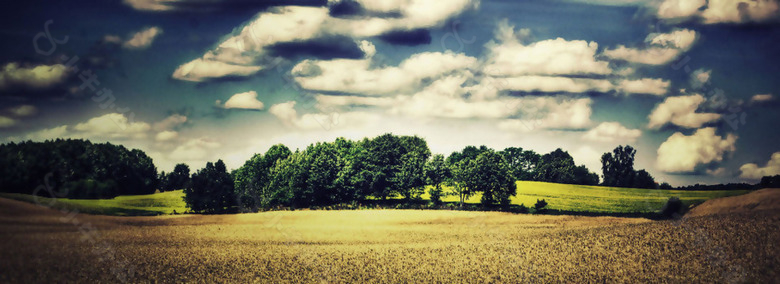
[171,58,264,82]
[498,97,593,132]
[7,105,37,117]
[706,167,726,176]
[750,93,774,103]
[0,116,15,128]
[500,76,615,93]
[739,152,780,180]
[103,35,123,44]
[484,20,612,77]
[603,29,698,65]
[617,78,670,96]
[123,0,177,11]
[173,1,478,82]
[9,113,155,142]
[656,127,737,173]
[657,0,780,24]
[269,101,379,131]
[122,27,163,49]
[155,130,178,142]
[691,69,711,88]
[219,91,265,110]
[152,114,187,131]
[169,137,221,161]
[0,62,69,91]
[582,122,641,142]
[73,113,152,139]
[292,49,477,96]
[648,94,721,129]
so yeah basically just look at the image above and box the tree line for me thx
[183,134,604,213]
[0,139,157,198]
[2,137,773,214]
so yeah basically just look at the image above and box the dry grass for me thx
[1,198,778,283]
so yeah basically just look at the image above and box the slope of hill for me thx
[0,190,187,216]
[686,188,780,218]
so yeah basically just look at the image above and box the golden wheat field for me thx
[1,197,778,283]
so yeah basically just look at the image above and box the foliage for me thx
[660,197,684,219]
[184,160,236,214]
[759,175,780,188]
[601,145,657,189]
[499,147,540,180]
[534,199,548,213]
[161,163,190,191]
[534,148,598,185]
[233,144,291,211]
[0,139,158,199]
[463,150,517,208]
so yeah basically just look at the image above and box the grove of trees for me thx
[0,139,158,199]
[600,145,657,189]
[183,134,603,213]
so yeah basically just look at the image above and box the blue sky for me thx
[0,0,779,186]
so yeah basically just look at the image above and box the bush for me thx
[534,199,548,213]
[660,197,684,219]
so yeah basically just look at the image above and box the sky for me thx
[0,0,779,187]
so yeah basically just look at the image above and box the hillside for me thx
[686,188,780,218]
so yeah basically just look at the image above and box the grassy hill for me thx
[434,181,751,214]
[1,181,752,216]
[0,190,187,216]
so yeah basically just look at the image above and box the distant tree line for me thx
[3,137,774,214]
[0,139,157,198]
[183,134,602,213]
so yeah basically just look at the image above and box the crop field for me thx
[1,181,751,216]
[0,197,778,283]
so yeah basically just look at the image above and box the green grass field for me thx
[0,190,188,216]
[432,181,750,214]
[0,181,752,216]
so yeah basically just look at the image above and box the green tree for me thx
[394,151,427,200]
[184,160,236,214]
[601,145,637,187]
[464,150,517,208]
[165,163,190,191]
[233,144,291,211]
[425,154,450,205]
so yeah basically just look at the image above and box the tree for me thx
[601,145,637,187]
[760,175,780,188]
[184,160,236,214]
[659,182,673,190]
[633,169,657,189]
[534,199,548,213]
[394,151,427,200]
[601,145,658,189]
[164,163,190,191]
[463,150,517,208]
[233,144,291,211]
[572,165,599,186]
[448,159,474,208]
[0,139,158,199]
[425,154,450,205]
[535,149,576,183]
[499,147,524,180]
